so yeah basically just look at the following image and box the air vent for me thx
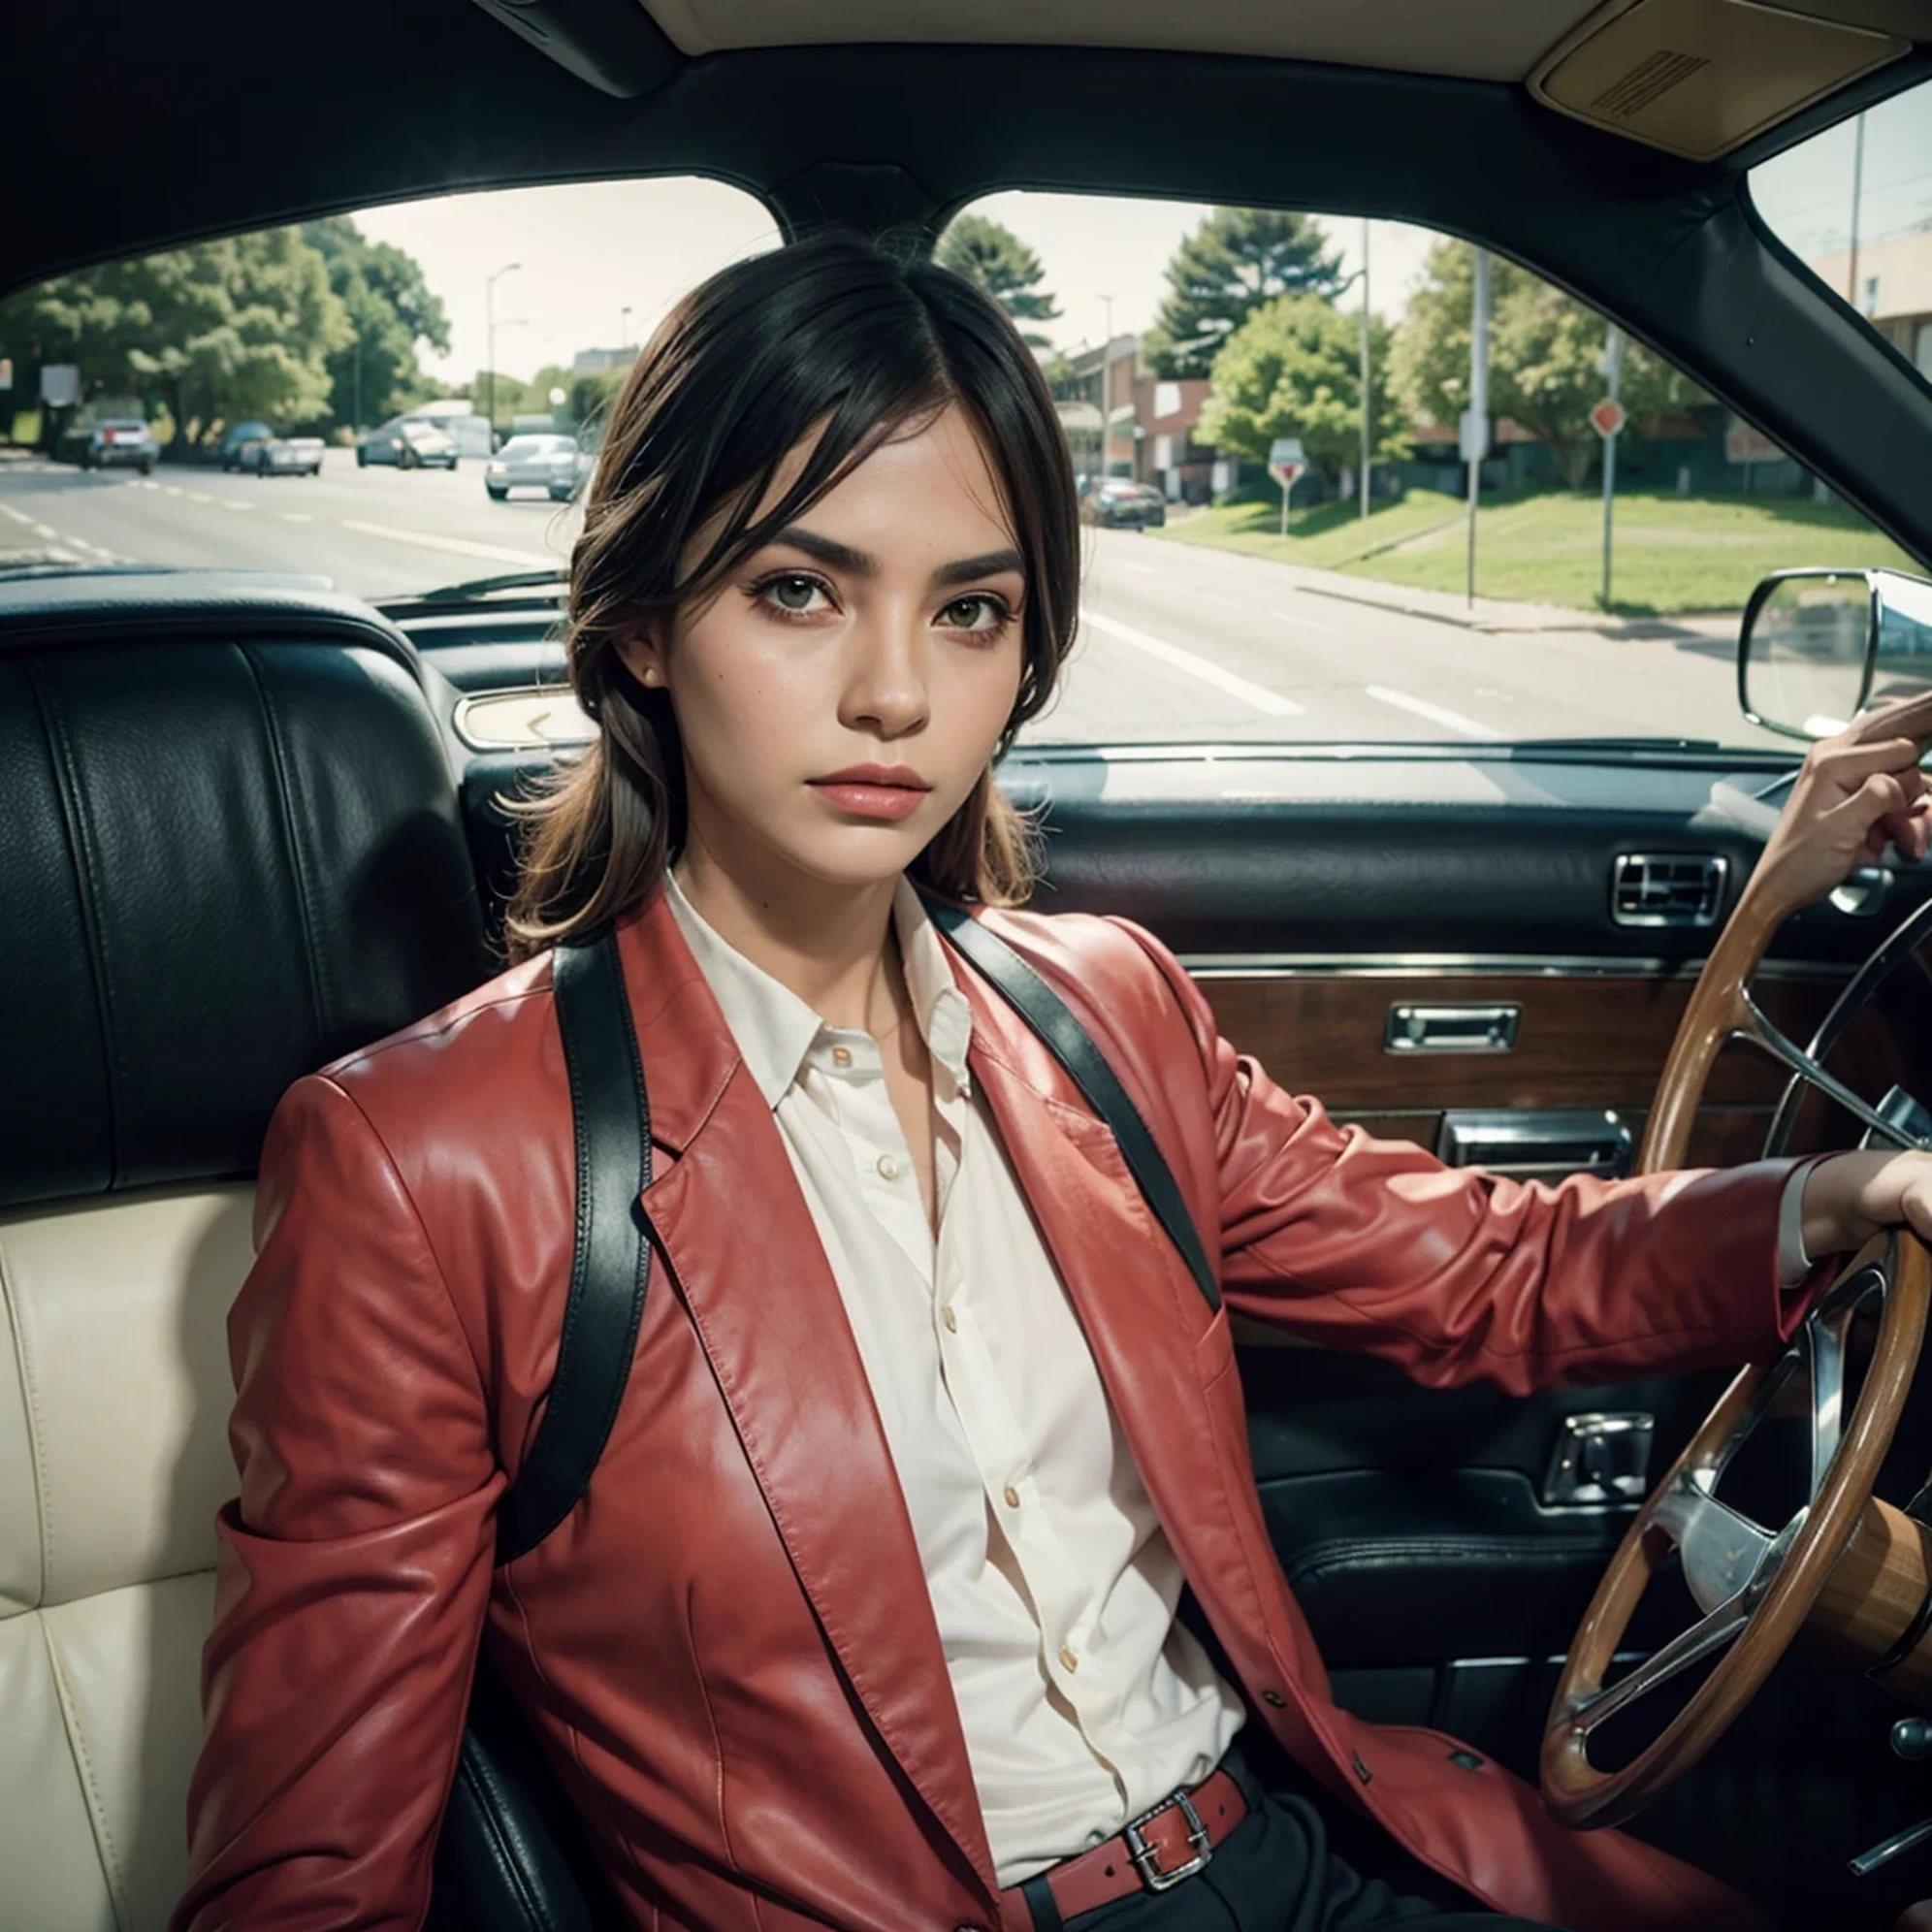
[1611,853,1728,928]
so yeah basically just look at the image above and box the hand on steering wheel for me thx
[1540,692,1932,1830]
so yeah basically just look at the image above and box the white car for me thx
[485,435,591,503]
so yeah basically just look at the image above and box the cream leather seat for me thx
[0,575,489,1930]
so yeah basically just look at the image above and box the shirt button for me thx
[876,1154,899,1180]
[942,1304,957,1333]
[1003,1483,1020,1509]
[831,1046,853,1068]
[1058,1644,1079,1673]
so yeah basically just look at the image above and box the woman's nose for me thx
[840,618,929,738]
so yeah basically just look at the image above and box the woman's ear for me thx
[613,625,667,691]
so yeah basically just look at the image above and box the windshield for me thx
[0,172,1923,752]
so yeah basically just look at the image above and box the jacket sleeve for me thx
[1110,918,1812,1397]
[173,1074,503,1932]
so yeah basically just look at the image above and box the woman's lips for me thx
[807,779,931,821]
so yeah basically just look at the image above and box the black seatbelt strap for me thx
[496,927,652,1564]
[919,892,1220,1316]
[498,899,1218,1560]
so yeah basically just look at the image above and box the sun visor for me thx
[1530,0,1912,159]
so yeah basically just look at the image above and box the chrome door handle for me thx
[1543,1412,1655,1508]
[1384,1004,1520,1053]
[1435,1108,1632,1179]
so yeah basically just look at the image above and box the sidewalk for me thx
[1267,553,1737,642]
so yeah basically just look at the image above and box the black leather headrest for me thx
[1,575,493,1213]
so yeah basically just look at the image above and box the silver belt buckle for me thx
[1123,1787,1213,1891]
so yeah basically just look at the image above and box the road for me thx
[0,451,1781,752]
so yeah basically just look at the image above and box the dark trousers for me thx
[1017,1743,1564,1932]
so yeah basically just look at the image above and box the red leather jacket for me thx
[175,897,1800,1932]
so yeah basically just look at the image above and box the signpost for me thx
[1594,323,1626,608]
[1465,248,1491,609]
[1268,436,1306,536]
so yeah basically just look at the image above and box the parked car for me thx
[1081,477,1167,529]
[78,418,158,474]
[401,409,494,459]
[356,419,459,470]
[218,421,275,471]
[240,435,326,478]
[484,434,591,502]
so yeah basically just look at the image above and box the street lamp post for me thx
[484,260,522,430]
[1096,293,1113,483]
[1359,219,1372,523]
[621,305,632,351]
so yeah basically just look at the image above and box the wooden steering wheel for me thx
[1540,874,1932,1830]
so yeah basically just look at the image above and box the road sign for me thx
[1267,436,1305,488]
[40,364,80,407]
[1591,397,1627,439]
[1457,409,1490,464]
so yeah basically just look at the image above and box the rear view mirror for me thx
[1738,568,1932,741]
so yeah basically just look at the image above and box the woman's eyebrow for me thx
[769,527,1023,590]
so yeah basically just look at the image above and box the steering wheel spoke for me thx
[1568,1596,1751,1739]
[1737,988,1932,1151]
[1647,1474,1777,1614]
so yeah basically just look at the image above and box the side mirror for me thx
[1739,567,1932,741]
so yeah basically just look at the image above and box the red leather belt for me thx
[1001,1764,1248,1923]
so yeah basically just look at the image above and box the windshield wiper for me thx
[410,567,570,605]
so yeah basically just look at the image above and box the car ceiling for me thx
[9,0,1932,565]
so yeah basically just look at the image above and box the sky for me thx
[354,75,1931,390]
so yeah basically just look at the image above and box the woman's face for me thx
[617,402,1027,896]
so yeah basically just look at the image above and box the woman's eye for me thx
[761,574,832,616]
[940,594,1012,633]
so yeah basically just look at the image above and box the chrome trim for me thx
[1123,1790,1213,1891]
[1176,952,1845,982]
[1543,1412,1654,1508]
[1610,852,1729,928]
[452,686,596,752]
[1436,1108,1631,1177]
[1385,1004,1520,1054]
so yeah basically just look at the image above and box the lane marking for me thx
[340,519,558,567]
[1364,684,1499,740]
[1201,590,1245,610]
[164,486,183,497]
[220,500,254,512]
[0,505,32,526]
[188,492,214,503]
[1272,606,1340,634]
[1081,609,1304,716]
[281,512,313,523]
[1121,561,1156,574]
[30,522,57,539]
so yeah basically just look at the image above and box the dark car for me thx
[1083,477,1167,529]
[218,421,275,471]
[78,418,158,473]
[356,418,459,469]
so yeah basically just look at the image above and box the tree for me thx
[1197,293,1406,484]
[1145,208,1343,379]
[934,213,1060,347]
[1390,239,1707,489]
[0,229,352,448]
[302,218,450,432]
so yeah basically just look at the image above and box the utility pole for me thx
[485,260,521,432]
[621,305,632,351]
[1465,247,1491,610]
[1359,217,1372,523]
[1847,111,1867,310]
[1096,293,1113,483]
[1599,323,1625,608]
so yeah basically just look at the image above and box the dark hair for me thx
[502,229,1080,960]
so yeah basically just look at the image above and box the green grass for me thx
[1155,487,1921,616]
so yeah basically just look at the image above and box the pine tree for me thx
[1146,209,1343,379]
[934,214,1061,348]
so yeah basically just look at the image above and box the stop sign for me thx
[1590,397,1626,438]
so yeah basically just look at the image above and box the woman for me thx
[175,232,1932,1932]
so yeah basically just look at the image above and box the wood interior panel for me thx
[1200,971,1843,1115]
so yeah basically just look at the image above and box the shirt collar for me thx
[663,871,974,1110]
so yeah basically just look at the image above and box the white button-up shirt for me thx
[665,874,1245,1885]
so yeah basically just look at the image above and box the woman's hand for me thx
[1802,1147,1932,1261]
[1745,693,1932,915]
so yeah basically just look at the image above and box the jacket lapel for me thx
[614,898,1001,1904]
